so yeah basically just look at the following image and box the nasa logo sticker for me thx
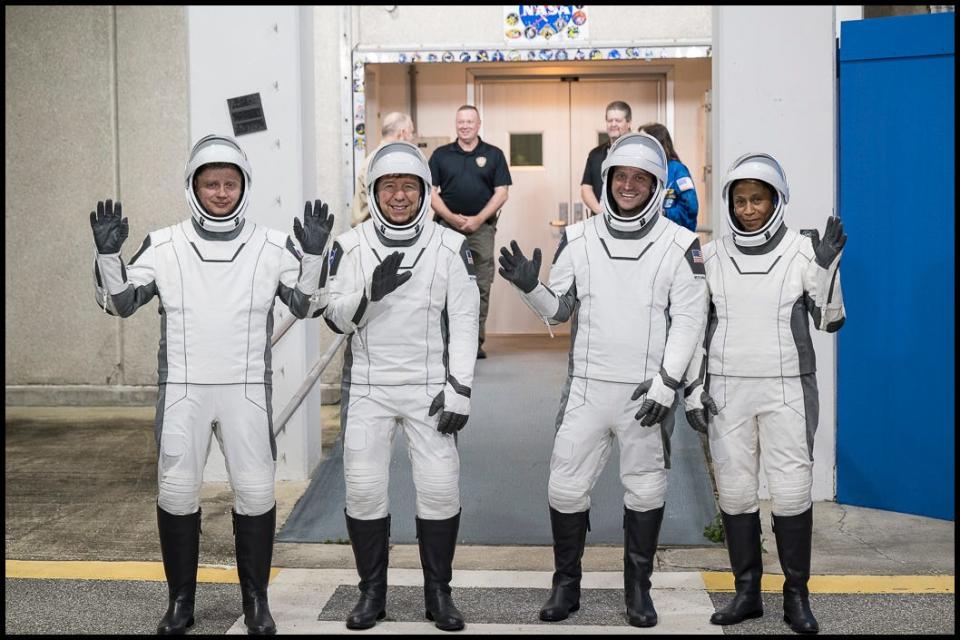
[476,156,487,168]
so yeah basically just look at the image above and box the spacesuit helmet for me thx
[600,132,667,233]
[721,152,789,247]
[367,140,432,242]
[185,134,252,232]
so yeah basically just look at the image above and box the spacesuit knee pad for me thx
[344,467,389,519]
[622,470,667,512]
[158,472,201,515]
[233,472,276,516]
[768,471,812,517]
[548,472,591,513]
[414,467,460,520]
[716,473,759,515]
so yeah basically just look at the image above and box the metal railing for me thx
[272,333,346,436]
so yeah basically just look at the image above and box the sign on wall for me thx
[503,5,589,44]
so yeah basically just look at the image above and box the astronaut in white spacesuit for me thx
[498,132,707,628]
[683,152,846,634]
[323,141,479,632]
[90,134,333,635]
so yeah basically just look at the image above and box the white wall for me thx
[712,6,838,500]
[187,6,321,481]
[354,5,711,47]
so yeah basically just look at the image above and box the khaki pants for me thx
[439,218,495,349]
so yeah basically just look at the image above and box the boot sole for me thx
[425,610,465,631]
[710,608,763,625]
[784,614,819,634]
[346,610,386,630]
[157,616,194,634]
[539,601,580,622]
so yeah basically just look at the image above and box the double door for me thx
[480,76,664,334]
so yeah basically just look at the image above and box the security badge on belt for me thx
[475,157,487,168]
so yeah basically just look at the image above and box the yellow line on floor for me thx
[700,571,954,594]
[5,560,280,584]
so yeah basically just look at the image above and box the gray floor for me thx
[279,335,720,546]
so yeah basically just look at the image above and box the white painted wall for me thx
[712,6,838,500]
[353,5,711,47]
[187,6,321,481]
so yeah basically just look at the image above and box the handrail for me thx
[273,334,346,436]
[271,316,297,347]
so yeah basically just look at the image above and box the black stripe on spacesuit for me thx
[800,372,819,460]
[459,240,477,277]
[339,335,355,433]
[327,241,345,277]
[129,235,152,265]
[728,254,782,275]
[737,224,788,255]
[447,374,471,398]
[154,384,166,452]
[598,237,655,261]
[370,247,425,270]
[352,293,368,325]
[187,241,247,262]
[552,231,569,265]
[285,236,304,261]
[792,296,818,374]
[683,238,706,277]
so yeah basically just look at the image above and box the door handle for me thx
[550,202,569,227]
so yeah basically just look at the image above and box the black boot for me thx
[156,505,201,635]
[773,507,819,634]
[623,505,664,628]
[539,507,590,622]
[710,510,764,625]
[417,511,465,631]
[344,511,390,630]
[233,505,277,635]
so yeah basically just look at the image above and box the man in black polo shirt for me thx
[430,105,512,359]
[580,100,633,216]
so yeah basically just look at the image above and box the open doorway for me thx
[363,57,711,335]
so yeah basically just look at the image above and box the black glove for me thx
[685,390,719,435]
[814,215,847,269]
[370,251,412,302]
[428,388,469,435]
[631,375,675,427]
[293,199,335,255]
[498,240,542,293]
[89,199,128,254]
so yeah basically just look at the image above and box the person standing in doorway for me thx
[429,104,512,359]
[580,101,633,217]
[639,122,699,232]
[352,112,417,227]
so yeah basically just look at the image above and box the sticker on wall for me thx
[503,5,588,44]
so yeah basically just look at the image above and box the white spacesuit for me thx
[499,132,707,628]
[91,134,331,635]
[323,140,479,632]
[683,152,845,633]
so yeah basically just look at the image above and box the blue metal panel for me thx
[838,13,954,520]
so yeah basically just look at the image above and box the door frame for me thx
[347,45,710,212]
[468,62,675,137]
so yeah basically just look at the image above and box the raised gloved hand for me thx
[428,382,470,435]
[370,251,412,302]
[498,240,542,293]
[631,373,678,427]
[814,215,847,269]
[89,199,129,254]
[293,199,335,255]
[684,384,719,435]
